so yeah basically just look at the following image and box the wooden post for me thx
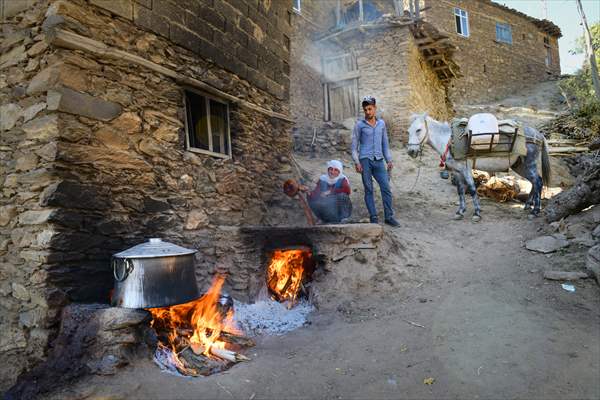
[393,0,401,16]
[409,0,414,18]
[576,0,600,100]
[335,0,341,27]
[358,0,364,22]
[415,0,420,19]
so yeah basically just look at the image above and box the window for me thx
[341,0,382,26]
[544,36,552,67]
[495,22,512,44]
[454,7,469,37]
[292,0,300,13]
[184,90,231,158]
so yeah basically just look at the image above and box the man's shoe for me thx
[369,216,379,224]
[384,217,400,227]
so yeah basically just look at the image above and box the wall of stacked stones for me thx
[424,0,561,104]
[0,0,298,390]
[0,0,64,390]
[289,1,326,155]
[85,0,292,102]
[350,28,415,140]
[407,37,454,123]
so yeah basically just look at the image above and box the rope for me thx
[405,150,423,193]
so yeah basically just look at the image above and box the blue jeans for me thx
[360,158,394,220]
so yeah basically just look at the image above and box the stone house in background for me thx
[424,0,561,103]
[0,0,296,390]
[290,0,561,153]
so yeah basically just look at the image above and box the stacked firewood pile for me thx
[540,114,598,156]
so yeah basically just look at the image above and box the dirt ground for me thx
[49,82,600,400]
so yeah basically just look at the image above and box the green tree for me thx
[570,21,600,64]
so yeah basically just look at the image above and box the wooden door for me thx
[322,53,359,122]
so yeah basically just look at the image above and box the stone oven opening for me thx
[264,246,316,307]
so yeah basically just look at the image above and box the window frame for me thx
[454,7,469,37]
[495,22,513,44]
[544,36,552,67]
[292,0,301,13]
[183,87,232,159]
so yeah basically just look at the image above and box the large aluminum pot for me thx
[111,238,200,308]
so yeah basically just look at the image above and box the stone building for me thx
[423,0,561,103]
[290,0,561,152]
[0,0,296,390]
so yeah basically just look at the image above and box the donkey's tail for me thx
[541,136,552,187]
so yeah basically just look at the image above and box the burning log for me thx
[179,347,228,376]
[189,342,250,363]
[219,331,256,347]
[210,347,250,362]
[148,275,253,376]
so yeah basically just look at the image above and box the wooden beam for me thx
[45,28,295,122]
[414,38,432,45]
[321,70,361,83]
[359,0,364,22]
[419,41,449,51]
[416,37,447,46]
[425,53,446,61]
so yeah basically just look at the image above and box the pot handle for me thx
[113,258,134,282]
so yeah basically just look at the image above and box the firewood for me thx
[281,275,294,294]
[219,332,256,347]
[180,347,227,376]
[548,146,589,154]
[210,347,250,362]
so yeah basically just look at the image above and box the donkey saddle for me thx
[450,113,527,161]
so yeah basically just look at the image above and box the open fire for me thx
[266,247,314,305]
[146,248,315,376]
[148,275,253,376]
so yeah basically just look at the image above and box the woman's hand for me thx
[321,190,332,197]
[298,185,309,192]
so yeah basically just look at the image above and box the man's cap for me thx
[361,96,376,107]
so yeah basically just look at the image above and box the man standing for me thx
[351,96,400,227]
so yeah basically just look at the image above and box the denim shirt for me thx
[351,118,392,165]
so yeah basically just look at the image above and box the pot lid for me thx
[113,238,197,259]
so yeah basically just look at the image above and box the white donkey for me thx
[406,113,551,221]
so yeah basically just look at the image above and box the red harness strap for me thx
[439,141,451,167]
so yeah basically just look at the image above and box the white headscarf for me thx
[320,160,347,185]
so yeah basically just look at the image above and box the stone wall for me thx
[423,0,561,104]
[289,0,326,152]
[0,0,64,391]
[88,0,291,101]
[1,0,296,391]
[407,37,453,122]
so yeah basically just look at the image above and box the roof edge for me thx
[487,0,562,38]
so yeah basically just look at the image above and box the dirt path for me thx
[53,81,599,400]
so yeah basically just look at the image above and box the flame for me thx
[266,249,309,304]
[147,275,239,362]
